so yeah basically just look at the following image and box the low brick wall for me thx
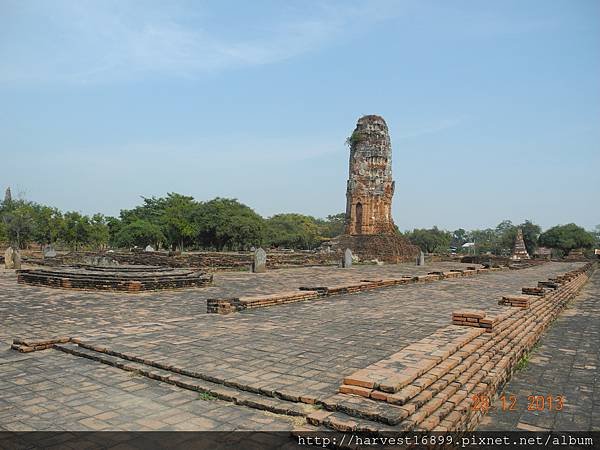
[29,250,339,271]
[207,265,511,314]
[452,310,497,331]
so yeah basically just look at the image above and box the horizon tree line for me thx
[1,190,598,257]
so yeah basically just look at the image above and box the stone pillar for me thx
[342,248,353,268]
[252,248,267,273]
[43,245,57,259]
[4,247,21,269]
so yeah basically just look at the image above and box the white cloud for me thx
[0,0,405,84]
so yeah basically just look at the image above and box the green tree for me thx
[470,228,497,254]
[406,226,452,254]
[2,203,35,248]
[195,198,265,251]
[0,219,6,243]
[318,213,346,238]
[30,205,63,247]
[538,223,595,255]
[118,193,199,250]
[114,219,165,248]
[60,211,91,250]
[591,225,600,247]
[106,216,122,247]
[494,220,516,256]
[160,193,198,250]
[265,213,322,250]
[451,228,468,248]
[88,214,110,249]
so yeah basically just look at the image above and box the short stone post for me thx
[342,248,353,268]
[252,247,267,273]
[416,251,425,266]
[14,250,21,269]
[4,247,14,269]
[43,245,57,259]
[4,247,21,269]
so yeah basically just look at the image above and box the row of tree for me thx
[0,193,345,251]
[404,220,599,258]
[1,192,598,255]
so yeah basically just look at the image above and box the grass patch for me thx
[198,391,217,401]
[515,343,541,372]
[515,354,531,371]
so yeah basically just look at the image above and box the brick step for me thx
[342,326,486,395]
[67,340,326,404]
[319,393,411,425]
[306,410,399,433]
[53,343,316,418]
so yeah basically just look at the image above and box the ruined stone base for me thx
[17,265,213,292]
[329,233,420,264]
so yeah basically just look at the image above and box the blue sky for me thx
[1,0,598,231]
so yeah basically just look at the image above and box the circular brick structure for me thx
[16,265,213,292]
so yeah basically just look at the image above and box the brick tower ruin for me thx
[345,115,396,235]
[511,228,530,260]
[328,115,419,263]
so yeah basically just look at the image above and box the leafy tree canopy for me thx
[406,226,452,254]
[538,223,595,254]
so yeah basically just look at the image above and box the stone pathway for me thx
[0,350,297,431]
[479,269,600,431]
[0,261,589,431]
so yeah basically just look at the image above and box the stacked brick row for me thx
[451,310,497,331]
[207,266,510,314]
[521,287,545,296]
[11,337,71,353]
[17,267,213,292]
[306,262,595,433]
[206,290,321,314]
[498,295,536,308]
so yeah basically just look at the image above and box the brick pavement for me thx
[479,269,600,431]
[0,350,297,431]
[0,261,589,431]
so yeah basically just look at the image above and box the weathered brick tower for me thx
[328,115,419,263]
[511,228,530,260]
[345,115,396,235]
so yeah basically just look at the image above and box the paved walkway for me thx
[479,269,600,431]
[0,261,588,431]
